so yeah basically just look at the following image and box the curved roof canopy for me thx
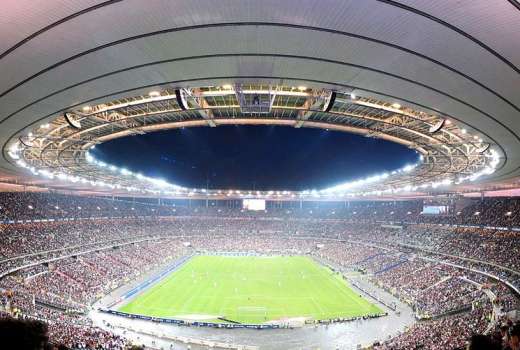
[1,0,519,198]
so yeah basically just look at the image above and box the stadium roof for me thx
[1,0,520,199]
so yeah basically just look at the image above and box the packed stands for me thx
[0,191,519,349]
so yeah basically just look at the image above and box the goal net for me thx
[236,306,268,323]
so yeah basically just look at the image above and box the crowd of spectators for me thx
[1,192,520,228]
[1,238,187,349]
[0,191,520,349]
[342,224,520,291]
[374,306,492,350]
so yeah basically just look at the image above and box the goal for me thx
[236,306,268,323]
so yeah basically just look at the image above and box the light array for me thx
[319,149,500,197]
[6,84,503,199]
[322,163,418,194]
[13,151,186,195]
[85,151,185,193]
[10,146,500,199]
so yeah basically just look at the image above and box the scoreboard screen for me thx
[422,205,449,215]
[243,199,266,211]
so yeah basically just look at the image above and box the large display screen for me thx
[422,205,449,215]
[243,199,266,211]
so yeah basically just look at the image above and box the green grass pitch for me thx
[118,255,382,324]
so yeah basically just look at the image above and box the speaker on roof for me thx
[175,89,189,110]
[323,91,336,112]
[477,143,490,154]
[18,136,32,148]
[428,119,445,133]
[64,112,82,129]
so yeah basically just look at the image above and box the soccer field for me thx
[118,255,382,324]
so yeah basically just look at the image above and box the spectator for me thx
[0,318,49,350]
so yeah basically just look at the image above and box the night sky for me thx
[92,126,419,191]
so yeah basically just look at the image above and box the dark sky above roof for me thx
[93,126,419,191]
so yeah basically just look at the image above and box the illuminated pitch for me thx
[118,255,382,324]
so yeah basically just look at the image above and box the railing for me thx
[99,309,281,329]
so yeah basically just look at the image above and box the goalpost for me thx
[236,306,268,323]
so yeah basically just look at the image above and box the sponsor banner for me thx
[100,309,280,329]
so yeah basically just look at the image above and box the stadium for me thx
[1,1,520,349]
